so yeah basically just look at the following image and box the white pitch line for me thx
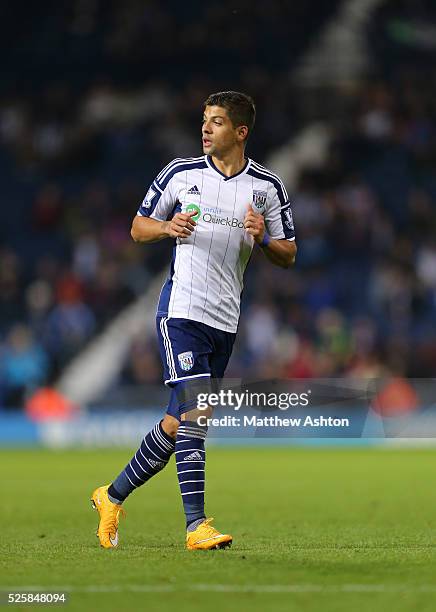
[3,584,436,594]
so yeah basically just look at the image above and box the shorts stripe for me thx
[163,317,177,379]
[160,317,177,380]
[164,372,211,385]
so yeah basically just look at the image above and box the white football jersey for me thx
[137,155,295,333]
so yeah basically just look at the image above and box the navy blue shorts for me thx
[156,316,236,419]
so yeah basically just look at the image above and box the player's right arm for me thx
[130,165,196,243]
[131,212,196,243]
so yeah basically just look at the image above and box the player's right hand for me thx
[165,211,197,238]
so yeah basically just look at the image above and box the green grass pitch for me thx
[2,446,436,611]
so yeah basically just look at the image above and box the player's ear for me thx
[237,125,248,142]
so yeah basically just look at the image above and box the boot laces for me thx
[200,518,221,537]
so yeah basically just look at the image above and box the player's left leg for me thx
[169,322,236,549]
[175,403,233,550]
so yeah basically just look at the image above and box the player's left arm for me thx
[244,184,297,268]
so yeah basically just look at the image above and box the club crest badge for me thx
[178,351,194,372]
[252,190,267,213]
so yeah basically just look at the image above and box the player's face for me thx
[202,105,244,157]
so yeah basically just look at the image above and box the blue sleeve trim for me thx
[156,160,207,191]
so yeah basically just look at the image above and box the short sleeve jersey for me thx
[137,155,295,333]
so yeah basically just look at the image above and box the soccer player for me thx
[91,91,297,550]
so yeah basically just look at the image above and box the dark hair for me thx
[204,91,256,137]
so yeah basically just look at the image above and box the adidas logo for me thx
[148,459,165,469]
[183,451,203,461]
[187,185,200,195]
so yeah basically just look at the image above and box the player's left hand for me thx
[244,204,265,244]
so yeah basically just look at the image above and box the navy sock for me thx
[175,421,207,528]
[108,421,175,503]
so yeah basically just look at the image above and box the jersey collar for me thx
[205,155,251,181]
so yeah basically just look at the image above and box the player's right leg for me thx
[91,312,185,549]
[91,414,179,548]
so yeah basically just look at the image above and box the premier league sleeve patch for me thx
[178,351,194,371]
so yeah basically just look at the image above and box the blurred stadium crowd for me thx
[0,0,435,408]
